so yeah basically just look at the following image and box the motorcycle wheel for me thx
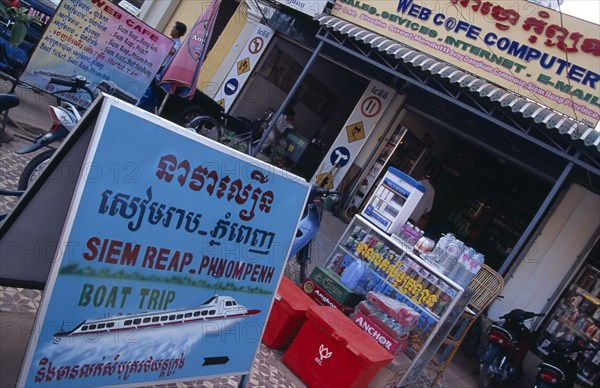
[186,116,221,141]
[296,246,309,284]
[17,149,55,190]
[176,106,206,128]
[478,362,496,388]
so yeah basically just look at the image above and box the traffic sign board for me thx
[224,78,239,96]
[248,36,264,54]
[361,96,382,117]
[346,121,365,142]
[237,57,250,75]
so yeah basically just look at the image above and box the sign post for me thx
[311,80,396,190]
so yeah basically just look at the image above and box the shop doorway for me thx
[347,108,552,271]
[229,37,368,179]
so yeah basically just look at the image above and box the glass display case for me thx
[535,263,600,386]
[325,215,472,387]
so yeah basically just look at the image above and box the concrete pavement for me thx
[1,80,56,140]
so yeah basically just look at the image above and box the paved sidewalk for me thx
[1,80,56,139]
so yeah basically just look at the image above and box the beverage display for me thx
[327,218,468,319]
[323,215,472,387]
[361,168,426,234]
[535,263,600,387]
[447,248,485,288]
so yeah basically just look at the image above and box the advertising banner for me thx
[19,0,173,107]
[16,98,310,386]
[332,0,600,128]
[214,24,274,111]
[311,80,396,190]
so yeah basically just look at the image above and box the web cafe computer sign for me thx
[333,0,600,128]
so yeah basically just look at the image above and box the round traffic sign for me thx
[329,146,351,167]
[361,96,382,117]
[224,78,239,96]
[248,36,264,54]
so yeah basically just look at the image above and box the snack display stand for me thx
[323,215,473,387]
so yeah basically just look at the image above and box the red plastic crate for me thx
[283,306,393,388]
[262,276,316,349]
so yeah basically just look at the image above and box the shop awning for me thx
[315,14,600,152]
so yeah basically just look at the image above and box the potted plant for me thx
[0,5,42,46]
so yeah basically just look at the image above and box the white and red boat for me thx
[53,295,260,343]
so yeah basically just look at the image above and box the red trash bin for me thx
[283,305,394,388]
[262,275,316,349]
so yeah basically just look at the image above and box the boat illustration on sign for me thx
[53,295,260,343]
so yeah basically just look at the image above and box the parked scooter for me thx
[534,339,597,387]
[287,186,337,283]
[15,76,136,190]
[479,309,545,387]
[0,92,23,222]
[186,108,274,155]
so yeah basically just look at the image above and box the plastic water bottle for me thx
[467,253,485,284]
[448,248,474,287]
[448,249,484,288]
[440,234,465,275]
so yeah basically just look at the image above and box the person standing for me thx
[410,174,435,227]
[138,21,187,113]
[261,106,295,154]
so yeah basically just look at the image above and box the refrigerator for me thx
[361,167,425,234]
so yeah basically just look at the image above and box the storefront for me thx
[185,0,599,385]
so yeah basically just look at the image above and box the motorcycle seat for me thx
[0,94,19,111]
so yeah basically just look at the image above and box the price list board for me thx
[20,0,173,107]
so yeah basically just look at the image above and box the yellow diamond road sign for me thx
[346,121,365,143]
[315,172,334,190]
[237,57,250,75]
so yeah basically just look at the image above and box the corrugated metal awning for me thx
[316,14,600,151]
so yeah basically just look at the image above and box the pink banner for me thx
[160,0,220,99]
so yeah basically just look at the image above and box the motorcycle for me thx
[0,92,23,221]
[185,108,274,155]
[534,339,597,387]
[479,309,545,387]
[287,186,337,283]
[15,76,136,190]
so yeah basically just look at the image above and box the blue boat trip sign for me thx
[17,98,311,387]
